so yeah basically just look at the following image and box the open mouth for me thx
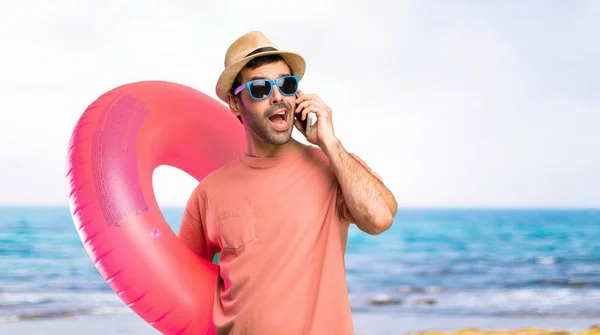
[268,109,290,131]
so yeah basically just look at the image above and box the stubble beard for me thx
[246,102,293,146]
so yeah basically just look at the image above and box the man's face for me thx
[233,60,297,146]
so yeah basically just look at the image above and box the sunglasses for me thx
[233,75,300,100]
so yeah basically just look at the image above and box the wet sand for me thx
[0,311,598,335]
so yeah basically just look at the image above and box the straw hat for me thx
[215,31,306,102]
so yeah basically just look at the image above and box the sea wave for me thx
[0,306,131,324]
[506,279,600,288]
[0,291,127,324]
[348,287,600,318]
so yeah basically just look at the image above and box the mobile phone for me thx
[304,113,314,136]
[295,95,314,136]
[295,109,314,136]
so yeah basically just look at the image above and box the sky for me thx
[0,0,598,209]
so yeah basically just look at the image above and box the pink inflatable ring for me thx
[65,81,245,334]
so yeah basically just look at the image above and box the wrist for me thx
[321,136,342,157]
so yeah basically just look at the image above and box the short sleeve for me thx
[336,153,384,223]
[178,187,218,262]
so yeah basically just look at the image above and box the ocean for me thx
[1,206,599,324]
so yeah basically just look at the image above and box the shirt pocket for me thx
[218,206,257,250]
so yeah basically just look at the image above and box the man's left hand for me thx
[294,90,337,149]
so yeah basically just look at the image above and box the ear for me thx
[227,93,242,118]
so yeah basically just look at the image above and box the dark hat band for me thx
[245,46,278,57]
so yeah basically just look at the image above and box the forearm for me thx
[323,138,398,234]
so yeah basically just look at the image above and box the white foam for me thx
[536,256,556,265]
[0,316,20,324]
[87,306,132,316]
[0,291,122,305]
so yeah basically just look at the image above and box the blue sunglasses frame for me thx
[233,75,300,100]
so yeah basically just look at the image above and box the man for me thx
[179,31,397,334]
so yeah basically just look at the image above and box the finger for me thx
[296,91,325,106]
[295,100,318,117]
[306,119,319,139]
[301,106,320,121]
[295,101,305,115]
[305,103,331,121]
[305,93,324,105]
[296,92,317,104]
[310,94,323,104]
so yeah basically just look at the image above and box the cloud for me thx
[0,1,598,208]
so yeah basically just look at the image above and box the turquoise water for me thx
[1,206,599,322]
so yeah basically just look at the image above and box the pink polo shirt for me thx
[179,145,367,334]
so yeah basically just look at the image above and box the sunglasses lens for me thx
[279,77,298,95]
[249,81,272,99]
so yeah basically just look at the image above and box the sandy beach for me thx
[0,311,598,335]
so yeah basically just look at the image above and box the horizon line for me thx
[0,204,599,211]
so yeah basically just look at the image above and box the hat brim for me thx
[215,50,306,102]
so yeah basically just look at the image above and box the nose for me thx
[270,84,285,103]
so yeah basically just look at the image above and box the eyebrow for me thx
[249,73,291,81]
